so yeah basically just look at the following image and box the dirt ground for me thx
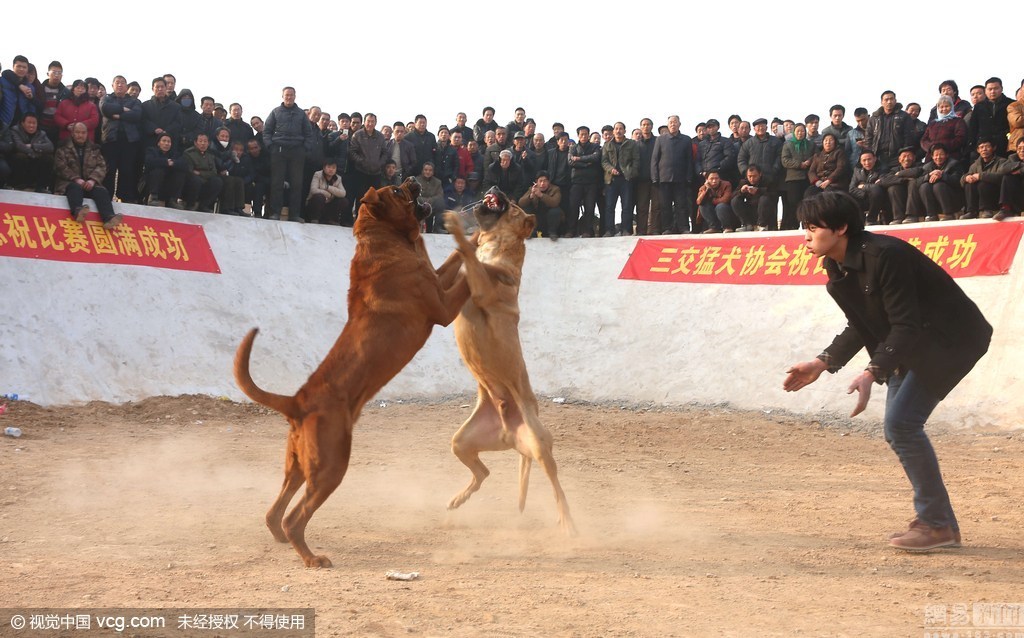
[1,396,1022,637]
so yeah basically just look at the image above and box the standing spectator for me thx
[695,170,733,233]
[183,133,222,213]
[697,118,737,181]
[601,122,639,236]
[848,107,870,166]
[927,80,972,123]
[451,112,473,144]
[917,144,965,222]
[804,114,823,150]
[849,150,889,225]
[176,89,200,150]
[1007,84,1024,155]
[738,117,783,189]
[405,114,437,178]
[466,138,484,178]
[141,77,182,151]
[485,127,510,168]
[162,73,177,101]
[306,159,349,225]
[546,132,572,234]
[54,80,100,143]
[54,122,120,228]
[568,126,602,237]
[821,105,855,159]
[921,95,968,162]
[225,103,254,146]
[651,115,695,234]
[864,90,912,170]
[385,122,416,180]
[39,61,70,145]
[452,130,473,181]
[961,139,1011,219]
[434,126,458,191]
[263,86,314,222]
[781,123,815,230]
[473,106,498,145]
[194,96,223,145]
[250,115,266,148]
[905,103,926,157]
[1,55,37,128]
[968,77,1014,155]
[348,112,388,214]
[99,75,143,203]
[506,107,527,138]
[524,133,548,182]
[635,117,660,234]
[2,113,54,191]
[142,132,188,208]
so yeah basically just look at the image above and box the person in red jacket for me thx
[54,80,99,142]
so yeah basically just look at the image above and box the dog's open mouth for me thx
[401,178,432,221]
[474,187,509,230]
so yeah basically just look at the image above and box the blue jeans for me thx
[605,175,635,234]
[884,371,958,532]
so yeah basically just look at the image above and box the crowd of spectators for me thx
[2,55,1023,238]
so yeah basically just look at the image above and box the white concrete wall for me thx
[2,190,1022,430]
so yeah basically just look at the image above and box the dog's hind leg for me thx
[266,439,304,543]
[283,417,353,568]
[514,404,577,536]
[448,388,507,510]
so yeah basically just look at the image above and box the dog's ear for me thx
[521,213,537,238]
[362,186,380,208]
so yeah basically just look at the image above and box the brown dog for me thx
[443,188,576,535]
[234,179,468,567]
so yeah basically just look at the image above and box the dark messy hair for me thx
[797,191,864,235]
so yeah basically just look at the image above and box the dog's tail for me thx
[234,328,299,420]
[518,454,532,513]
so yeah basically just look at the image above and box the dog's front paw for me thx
[443,211,464,237]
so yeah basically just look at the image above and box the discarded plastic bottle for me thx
[3,427,21,438]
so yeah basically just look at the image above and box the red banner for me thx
[618,220,1024,285]
[0,202,220,274]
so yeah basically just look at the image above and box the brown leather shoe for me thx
[889,523,960,551]
[889,519,962,543]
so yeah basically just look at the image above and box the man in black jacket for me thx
[968,77,1014,156]
[785,191,991,552]
[568,126,602,237]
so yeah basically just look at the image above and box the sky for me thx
[7,0,1023,138]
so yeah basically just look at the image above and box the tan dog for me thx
[443,188,576,535]
[234,179,468,567]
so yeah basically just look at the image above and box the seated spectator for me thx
[730,165,774,232]
[183,133,222,213]
[246,139,270,218]
[518,170,562,240]
[54,80,100,143]
[916,143,965,222]
[879,147,925,224]
[483,149,527,203]
[53,122,121,229]
[214,130,249,215]
[780,123,815,230]
[466,171,482,197]
[306,159,349,226]
[927,80,972,123]
[2,113,54,191]
[446,175,476,210]
[380,159,401,187]
[849,150,888,225]
[695,170,733,233]
[961,139,1011,219]
[921,95,968,162]
[142,133,187,208]
[805,133,850,201]
[413,161,446,231]
[996,138,1024,220]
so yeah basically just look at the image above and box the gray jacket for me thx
[263,102,314,151]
